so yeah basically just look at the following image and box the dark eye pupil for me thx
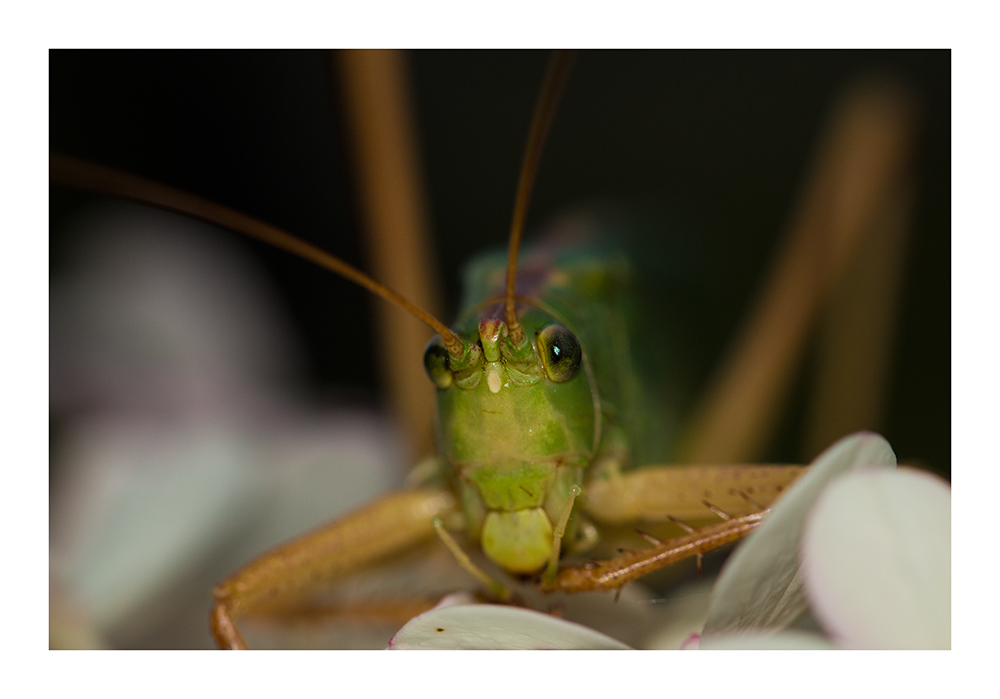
[537,325,581,382]
[423,340,453,389]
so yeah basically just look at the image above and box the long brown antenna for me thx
[504,50,577,347]
[50,152,464,355]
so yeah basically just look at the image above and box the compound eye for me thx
[423,338,453,389]
[536,325,581,383]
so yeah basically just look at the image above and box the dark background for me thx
[50,49,950,478]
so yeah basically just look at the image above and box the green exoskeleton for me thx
[50,50,928,650]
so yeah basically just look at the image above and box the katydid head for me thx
[422,301,599,574]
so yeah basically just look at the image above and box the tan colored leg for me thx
[210,488,456,649]
[242,598,442,626]
[583,463,806,524]
[539,511,766,593]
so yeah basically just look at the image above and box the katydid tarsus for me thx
[49,50,935,649]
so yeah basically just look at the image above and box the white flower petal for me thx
[679,633,701,650]
[641,578,715,650]
[387,604,631,650]
[703,432,896,638]
[699,631,838,650]
[801,467,951,649]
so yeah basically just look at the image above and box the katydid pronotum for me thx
[49,50,947,649]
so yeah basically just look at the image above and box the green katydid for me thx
[49,50,939,649]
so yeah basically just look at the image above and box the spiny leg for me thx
[583,463,807,525]
[538,510,767,594]
[211,488,456,649]
[661,516,702,575]
[543,462,806,594]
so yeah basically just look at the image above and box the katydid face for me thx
[427,304,599,573]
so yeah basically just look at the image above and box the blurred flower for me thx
[50,204,403,648]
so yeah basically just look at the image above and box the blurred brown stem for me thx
[337,50,444,461]
[678,80,917,463]
[801,179,914,458]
